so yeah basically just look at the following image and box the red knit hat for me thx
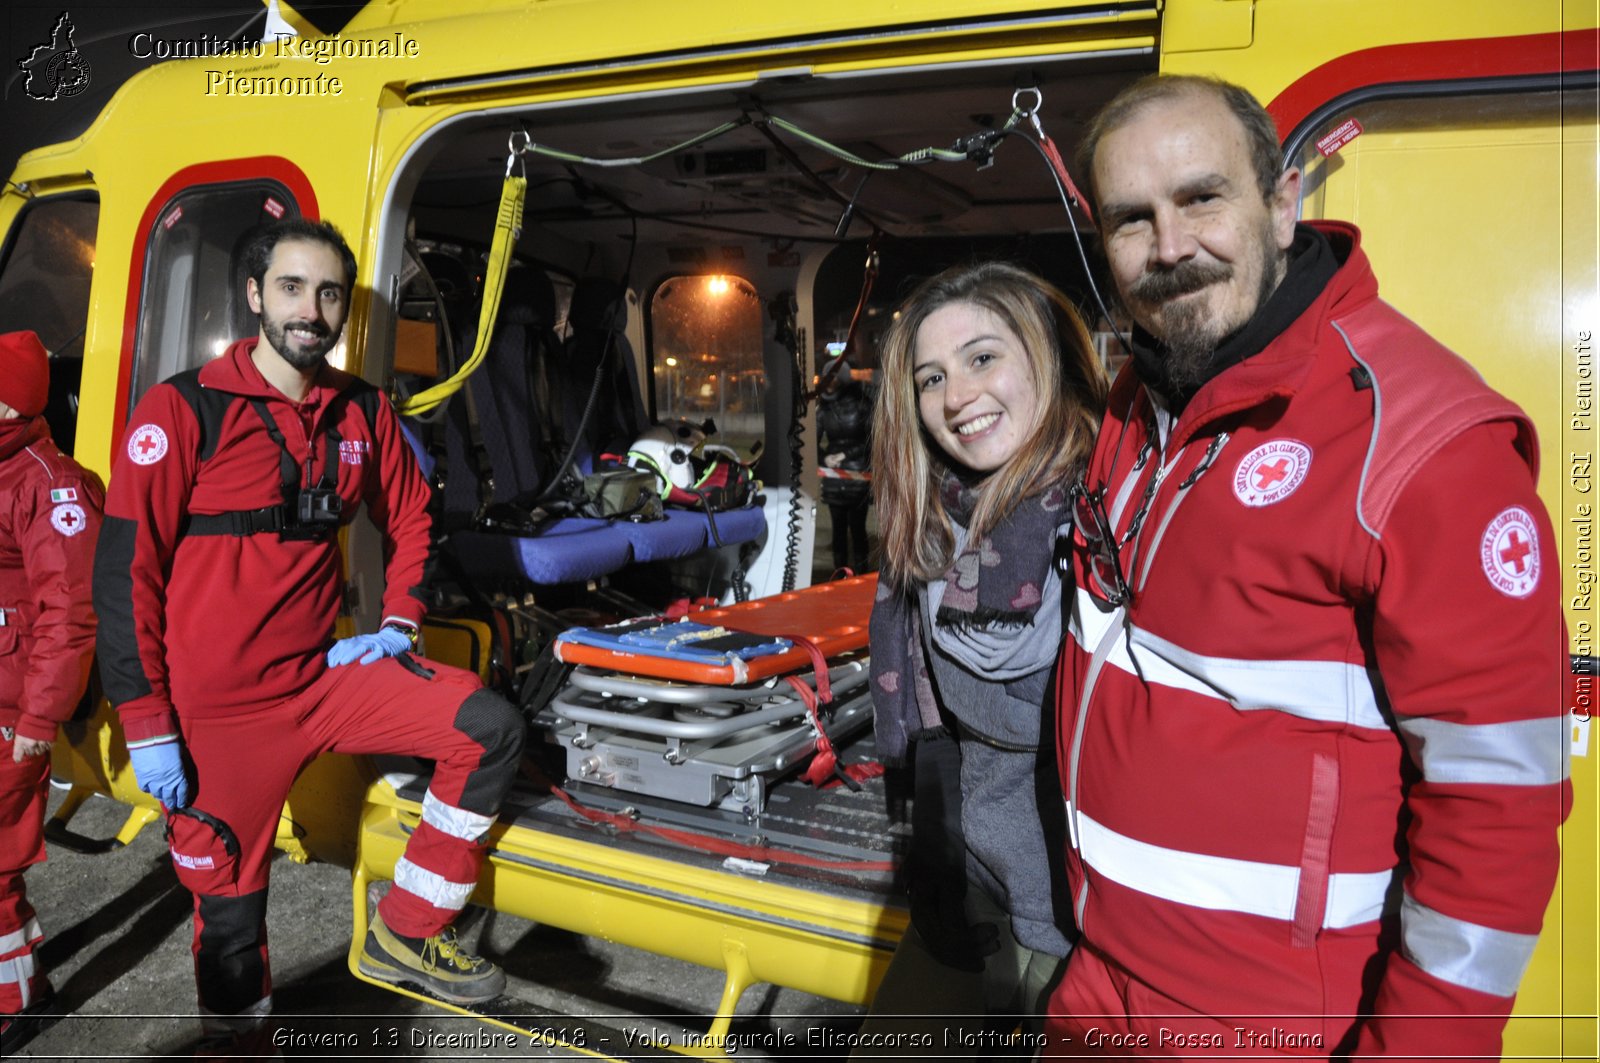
[0,331,50,418]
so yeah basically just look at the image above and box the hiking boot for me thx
[1,987,60,1056]
[357,913,505,1003]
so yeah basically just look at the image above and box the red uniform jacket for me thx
[95,341,433,747]
[0,417,103,743]
[1057,223,1570,1058]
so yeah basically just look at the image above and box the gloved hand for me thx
[326,626,413,667]
[130,739,190,809]
[908,730,1000,972]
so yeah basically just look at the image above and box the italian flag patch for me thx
[51,487,78,503]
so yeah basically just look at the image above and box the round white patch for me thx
[128,424,169,466]
[50,502,87,537]
[1480,506,1541,598]
[1233,439,1312,507]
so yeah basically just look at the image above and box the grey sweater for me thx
[919,526,1074,958]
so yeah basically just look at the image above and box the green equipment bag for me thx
[581,467,664,521]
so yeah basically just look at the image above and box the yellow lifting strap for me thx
[396,144,527,416]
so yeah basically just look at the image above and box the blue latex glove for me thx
[129,740,189,809]
[326,626,413,667]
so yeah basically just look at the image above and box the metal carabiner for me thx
[1012,86,1045,137]
[505,129,531,178]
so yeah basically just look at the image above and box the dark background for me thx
[1,3,368,182]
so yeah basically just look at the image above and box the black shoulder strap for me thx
[345,382,387,437]
[164,369,239,463]
[246,398,305,495]
[342,382,390,490]
[245,393,345,494]
[160,372,283,538]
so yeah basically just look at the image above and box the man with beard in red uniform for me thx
[94,219,524,1054]
[1049,76,1570,1058]
[0,330,102,1054]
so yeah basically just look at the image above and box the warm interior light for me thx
[706,275,729,296]
[665,356,679,367]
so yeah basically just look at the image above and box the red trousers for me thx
[0,731,51,1013]
[167,655,523,1026]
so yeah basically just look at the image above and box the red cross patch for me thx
[128,424,169,466]
[51,502,87,537]
[1232,439,1312,507]
[1480,506,1541,598]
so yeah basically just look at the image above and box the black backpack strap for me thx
[163,372,291,538]
[164,369,235,463]
[246,398,305,495]
[345,382,386,432]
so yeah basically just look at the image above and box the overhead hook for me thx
[505,129,532,177]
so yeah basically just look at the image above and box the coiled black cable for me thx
[783,363,806,593]
[768,292,805,592]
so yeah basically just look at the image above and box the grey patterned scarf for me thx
[869,470,1071,764]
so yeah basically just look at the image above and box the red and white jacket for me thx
[0,418,103,743]
[95,341,433,748]
[1057,223,1570,1057]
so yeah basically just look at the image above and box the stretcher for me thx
[551,575,872,684]
[348,575,906,1054]
[545,576,876,811]
[545,664,871,809]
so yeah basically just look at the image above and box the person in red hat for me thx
[0,330,103,1055]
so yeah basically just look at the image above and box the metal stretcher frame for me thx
[548,665,874,808]
[349,575,900,1050]
[555,662,869,739]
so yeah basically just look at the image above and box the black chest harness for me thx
[184,397,347,542]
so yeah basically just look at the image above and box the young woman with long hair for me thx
[860,260,1107,1050]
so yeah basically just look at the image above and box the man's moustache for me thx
[1130,261,1232,303]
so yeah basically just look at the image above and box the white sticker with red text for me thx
[1316,118,1364,157]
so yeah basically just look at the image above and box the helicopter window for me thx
[130,181,300,409]
[0,194,97,359]
[648,273,764,457]
[0,193,98,452]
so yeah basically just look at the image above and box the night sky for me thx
[3,3,286,181]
